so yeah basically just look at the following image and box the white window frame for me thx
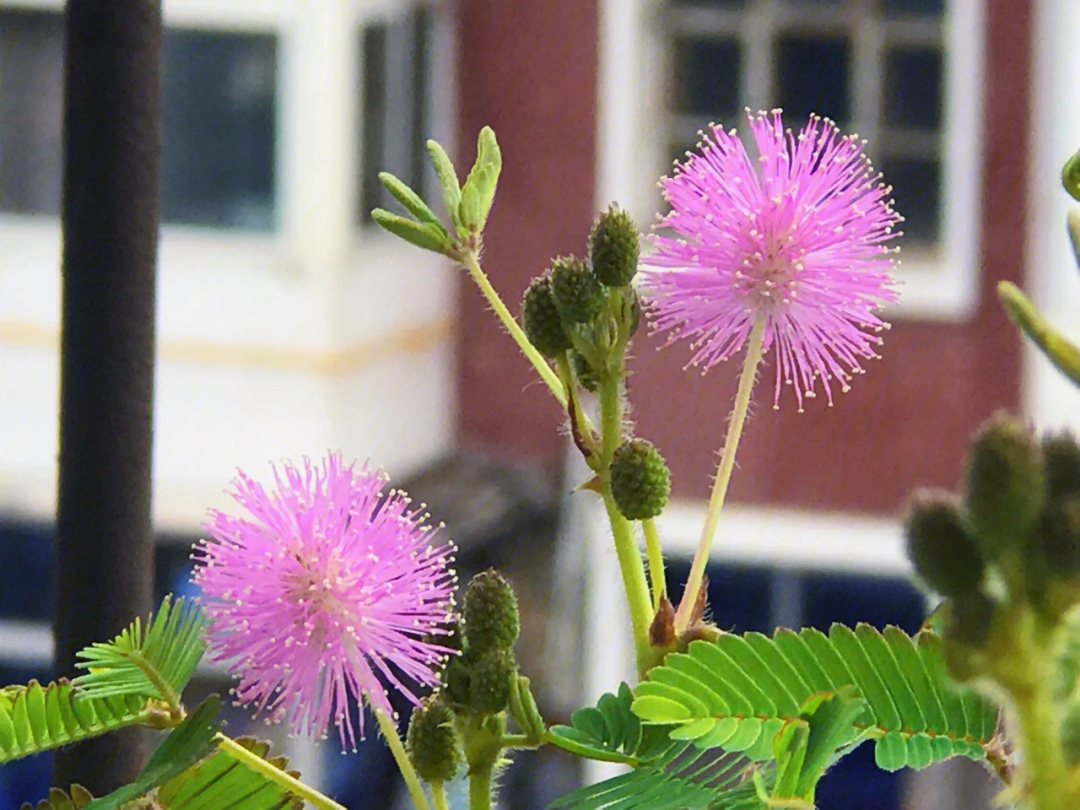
[0,0,451,285]
[596,0,986,321]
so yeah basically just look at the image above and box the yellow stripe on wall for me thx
[0,317,452,376]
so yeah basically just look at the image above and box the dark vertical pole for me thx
[53,0,162,792]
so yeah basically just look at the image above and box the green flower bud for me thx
[570,350,598,392]
[407,696,460,783]
[521,274,572,358]
[904,490,985,598]
[944,591,997,650]
[468,647,516,714]
[964,412,1046,559]
[590,205,640,287]
[610,439,671,521]
[443,656,471,707]
[463,569,520,653]
[1039,495,1080,574]
[1044,431,1080,500]
[550,255,605,324]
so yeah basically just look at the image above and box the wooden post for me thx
[53,0,162,792]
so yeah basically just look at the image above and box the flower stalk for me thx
[675,313,766,634]
[376,708,432,810]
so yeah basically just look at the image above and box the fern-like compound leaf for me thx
[155,736,304,810]
[548,684,769,810]
[73,595,207,706]
[0,679,167,763]
[632,623,1001,773]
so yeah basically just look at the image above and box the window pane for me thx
[162,30,277,231]
[0,12,278,231]
[675,37,741,118]
[777,36,851,124]
[360,9,433,226]
[881,157,940,243]
[884,47,942,129]
[0,11,63,216]
[883,0,944,15]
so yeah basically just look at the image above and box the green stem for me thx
[642,518,666,610]
[431,782,450,810]
[375,707,431,810]
[993,611,1075,810]
[460,251,567,407]
[598,371,655,677]
[500,733,544,749]
[675,312,766,634]
[214,733,348,810]
[469,767,493,810]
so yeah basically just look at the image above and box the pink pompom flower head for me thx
[641,110,902,410]
[192,452,456,750]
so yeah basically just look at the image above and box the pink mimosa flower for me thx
[192,453,456,750]
[641,110,902,410]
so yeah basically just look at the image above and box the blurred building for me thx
[0,0,1077,808]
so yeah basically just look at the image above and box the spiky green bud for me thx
[1044,431,1080,500]
[463,569,520,653]
[1040,495,1080,574]
[964,412,1045,559]
[468,647,516,714]
[944,590,997,650]
[610,439,670,521]
[521,274,572,357]
[590,205,640,287]
[570,350,598,392]
[550,255,605,324]
[904,490,985,598]
[407,696,460,783]
[443,656,471,707]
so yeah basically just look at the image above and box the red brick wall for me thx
[455,0,1029,515]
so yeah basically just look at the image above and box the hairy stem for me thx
[643,518,666,610]
[214,733,348,810]
[431,782,449,810]
[460,251,567,407]
[375,707,431,810]
[598,371,655,677]
[469,766,493,810]
[675,313,766,634]
[992,610,1075,810]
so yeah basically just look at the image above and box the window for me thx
[666,0,945,246]
[0,10,278,231]
[358,6,435,226]
[598,0,982,318]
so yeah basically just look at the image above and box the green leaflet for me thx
[82,697,222,810]
[0,679,161,763]
[631,623,1001,773]
[548,685,769,810]
[156,737,303,810]
[19,785,94,810]
[998,281,1080,389]
[73,595,206,706]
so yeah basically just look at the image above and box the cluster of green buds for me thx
[520,207,642,410]
[906,413,1080,645]
[406,570,545,796]
[905,412,1080,779]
